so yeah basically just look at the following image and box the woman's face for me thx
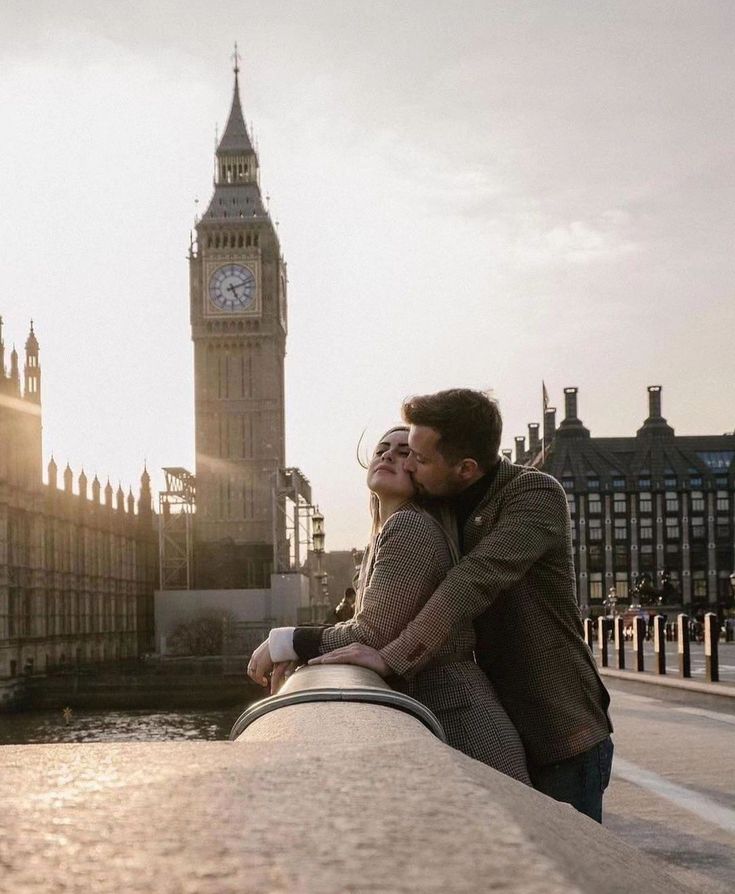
[367,428,415,501]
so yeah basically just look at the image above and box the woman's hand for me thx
[247,639,273,687]
[309,643,390,677]
[270,660,299,694]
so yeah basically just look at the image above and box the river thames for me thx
[0,706,246,744]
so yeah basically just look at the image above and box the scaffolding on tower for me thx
[158,468,196,590]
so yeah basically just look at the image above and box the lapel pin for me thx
[474,516,483,525]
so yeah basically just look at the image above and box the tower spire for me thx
[217,47,254,156]
[201,50,265,220]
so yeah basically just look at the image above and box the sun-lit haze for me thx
[1,1,733,550]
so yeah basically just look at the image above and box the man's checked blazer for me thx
[380,459,612,766]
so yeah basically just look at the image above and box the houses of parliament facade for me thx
[0,320,157,679]
[1,58,292,681]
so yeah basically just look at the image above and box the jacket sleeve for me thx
[292,512,450,661]
[380,473,570,678]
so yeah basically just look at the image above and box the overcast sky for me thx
[1,1,733,549]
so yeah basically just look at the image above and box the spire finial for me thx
[232,42,241,76]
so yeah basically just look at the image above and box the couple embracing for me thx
[248,388,613,822]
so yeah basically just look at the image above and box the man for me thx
[332,587,356,622]
[250,388,613,821]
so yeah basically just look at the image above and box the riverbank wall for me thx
[1,657,262,712]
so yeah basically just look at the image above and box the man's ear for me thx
[456,458,480,483]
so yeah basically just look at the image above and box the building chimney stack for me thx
[564,387,578,421]
[514,436,525,463]
[528,423,540,453]
[648,385,662,419]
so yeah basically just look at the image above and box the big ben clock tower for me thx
[190,56,288,588]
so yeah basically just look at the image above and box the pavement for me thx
[604,677,735,893]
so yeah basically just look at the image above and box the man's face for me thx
[404,425,465,497]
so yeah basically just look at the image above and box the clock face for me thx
[208,264,256,312]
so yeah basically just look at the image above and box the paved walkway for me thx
[604,678,735,893]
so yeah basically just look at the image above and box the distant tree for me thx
[168,611,234,656]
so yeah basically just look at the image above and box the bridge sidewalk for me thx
[604,678,735,893]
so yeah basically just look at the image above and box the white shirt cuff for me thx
[269,627,298,662]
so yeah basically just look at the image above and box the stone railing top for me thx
[230,664,447,741]
[2,667,699,893]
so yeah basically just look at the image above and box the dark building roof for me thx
[526,386,735,489]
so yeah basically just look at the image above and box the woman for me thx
[252,426,529,784]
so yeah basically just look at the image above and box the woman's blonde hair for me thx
[355,425,460,599]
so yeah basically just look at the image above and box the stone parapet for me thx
[2,665,698,893]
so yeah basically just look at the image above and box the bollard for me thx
[653,615,666,675]
[597,617,609,667]
[633,617,645,672]
[704,613,719,683]
[726,620,734,643]
[677,613,691,678]
[614,616,625,670]
[584,618,595,655]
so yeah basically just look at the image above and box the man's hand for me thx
[309,643,390,677]
[247,639,273,687]
[270,660,298,695]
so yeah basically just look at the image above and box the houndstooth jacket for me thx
[291,506,531,781]
[295,507,479,710]
[379,459,612,766]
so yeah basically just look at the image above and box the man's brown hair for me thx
[401,388,502,471]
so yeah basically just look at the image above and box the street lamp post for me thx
[311,509,326,622]
[604,586,617,619]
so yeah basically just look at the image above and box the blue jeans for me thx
[528,736,614,823]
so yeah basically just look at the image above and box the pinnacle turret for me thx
[25,320,38,353]
[24,319,41,403]
[48,455,58,489]
[10,345,19,391]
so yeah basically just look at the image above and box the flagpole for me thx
[541,381,549,466]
